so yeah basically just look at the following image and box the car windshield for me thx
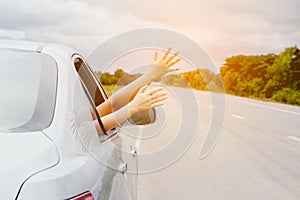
[0,48,57,132]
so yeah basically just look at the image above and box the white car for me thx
[0,39,153,200]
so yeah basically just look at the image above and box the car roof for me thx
[0,39,78,63]
[0,39,46,52]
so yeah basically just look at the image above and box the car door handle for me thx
[118,162,128,180]
[118,162,128,175]
[130,145,137,158]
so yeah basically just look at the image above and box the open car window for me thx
[74,57,107,106]
[72,56,108,135]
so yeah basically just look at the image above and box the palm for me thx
[147,47,181,81]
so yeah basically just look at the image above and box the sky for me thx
[0,0,299,70]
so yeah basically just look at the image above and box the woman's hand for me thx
[96,48,179,120]
[145,47,181,82]
[128,84,167,115]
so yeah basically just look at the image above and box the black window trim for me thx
[72,55,107,135]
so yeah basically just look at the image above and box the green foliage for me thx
[162,74,190,88]
[161,69,224,92]
[96,69,142,86]
[97,67,224,93]
[98,72,118,85]
[220,46,300,106]
[271,88,300,105]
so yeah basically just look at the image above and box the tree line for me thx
[96,69,142,85]
[220,46,300,105]
[96,46,300,106]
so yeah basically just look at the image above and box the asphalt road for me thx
[135,87,300,200]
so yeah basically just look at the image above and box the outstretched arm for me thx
[95,84,167,132]
[96,48,180,117]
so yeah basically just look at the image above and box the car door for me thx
[72,54,138,200]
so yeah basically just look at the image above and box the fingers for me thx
[139,84,150,93]
[151,95,167,104]
[168,67,180,72]
[152,51,158,63]
[151,96,167,108]
[165,52,179,64]
[139,85,164,96]
[150,88,167,105]
[151,91,167,100]
[160,47,171,62]
[154,47,180,69]
[148,87,164,95]
[146,86,167,105]
[167,58,181,67]
[150,94,167,108]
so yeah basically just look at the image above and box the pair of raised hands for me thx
[128,48,181,114]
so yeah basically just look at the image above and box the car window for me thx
[72,74,104,149]
[0,48,57,132]
[73,56,107,135]
[74,57,107,106]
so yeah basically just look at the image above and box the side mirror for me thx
[128,108,156,125]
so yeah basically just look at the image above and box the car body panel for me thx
[0,39,138,199]
[0,132,59,200]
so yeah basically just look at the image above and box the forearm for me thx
[95,75,151,117]
[100,103,136,131]
[110,73,153,109]
[96,84,167,132]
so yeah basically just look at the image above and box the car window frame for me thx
[72,54,108,135]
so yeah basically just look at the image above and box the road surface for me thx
[133,87,300,200]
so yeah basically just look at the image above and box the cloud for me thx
[0,0,299,67]
[0,0,115,52]
[89,0,300,54]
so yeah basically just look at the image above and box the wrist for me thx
[127,102,138,116]
[141,71,155,83]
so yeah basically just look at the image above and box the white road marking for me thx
[228,96,300,115]
[232,114,244,120]
[287,136,300,142]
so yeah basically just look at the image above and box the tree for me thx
[264,46,299,98]
[114,68,126,79]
